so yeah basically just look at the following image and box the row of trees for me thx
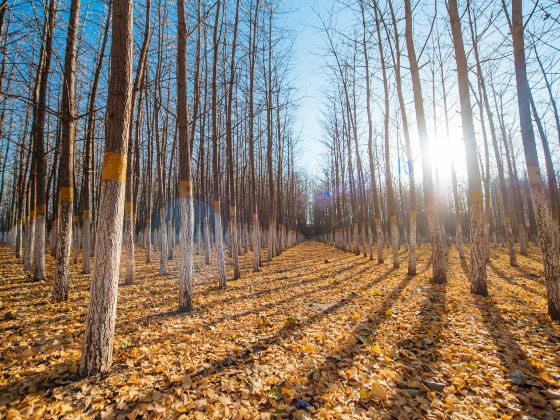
[0,0,309,375]
[310,0,560,321]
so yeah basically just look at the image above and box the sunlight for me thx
[429,123,466,181]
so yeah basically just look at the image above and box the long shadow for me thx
[120,267,398,415]
[0,361,81,408]
[391,278,447,410]
[511,263,544,285]
[262,253,356,277]
[126,252,376,327]
[519,252,542,265]
[488,261,543,296]
[0,243,407,413]
[473,295,555,416]
[296,272,416,409]
[459,257,557,415]
[195,267,396,380]
[121,258,387,353]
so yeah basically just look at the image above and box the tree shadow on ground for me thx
[488,260,543,296]
[459,258,555,416]
[389,278,447,415]
[473,294,555,415]
[121,256,387,356]
[0,361,81,408]
[125,251,375,328]
[294,270,417,409]
[120,266,398,416]
[511,264,544,284]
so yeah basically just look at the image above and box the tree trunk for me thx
[33,0,57,281]
[510,0,560,320]
[386,0,416,273]
[79,0,134,376]
[177,0,194,312]
[53,0,80,301]
[211,0,226,288]
[404,0,447,282]
[448,0,487,295]
[124,0,150,285]
[226,0,241,279]
[374,3,398,268]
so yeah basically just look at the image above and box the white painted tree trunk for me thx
[230,207,240,279]
[159,209,168,275]
[252,215,260,272]
[391,217,399,269]
[53,200,73,301]
[408,214,417,275]
[267,219,274,260]
[178,193,194,312]
[375,220,384,264]
[204,214,211,265]
[15,219,23,258]
[214,201,227,288]
[82,213,91,274]
[123,209,134,284]
[456,217,465,259]
[33,213,46,280]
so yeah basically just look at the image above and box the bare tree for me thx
[79,0,134,376]
[52,0,81,301]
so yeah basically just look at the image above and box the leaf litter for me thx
[0,241,559,418]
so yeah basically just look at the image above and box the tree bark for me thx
[510,0,560,320]
[79,0,134,376]
[53,0,80,302]
[33,0,57,281]
[404,0,447,282]
[448,0,487,295]
[177,0,194,312]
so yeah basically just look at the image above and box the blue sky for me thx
[283,0,335,175]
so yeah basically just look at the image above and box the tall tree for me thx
[79,0,134,376]
[248,0,261,272]
[124,0,151,285]
[386,0,417,273]
[82,5,111,275]
[509,0,560,320]
[226,0,241,279]
[33,0,57,281]
[52,0,81,302]
[177,0,194,312]
[448,0,487,295]
[373,2,398,268]
[211,0,227,288]
[403,0,447,282]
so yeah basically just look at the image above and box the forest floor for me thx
[0,240,559,419]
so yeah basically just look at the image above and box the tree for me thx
[509,0,560,320]
[225,0,241,279]
[211,0,227,289]
[448,0,487,295]
[248,0,261,272]
[177,0,194,312]
[79,0,134,376]
[403,0,447,282]
[124,0,151,285]
[52,0,81,302]
[33,0,57,281]
[373,2,398,268]
[82,5,111,275]
[386,0,417,273]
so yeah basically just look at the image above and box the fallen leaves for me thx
[360,382,388,401]
[0,242,559,418]
[370,343,382,356]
